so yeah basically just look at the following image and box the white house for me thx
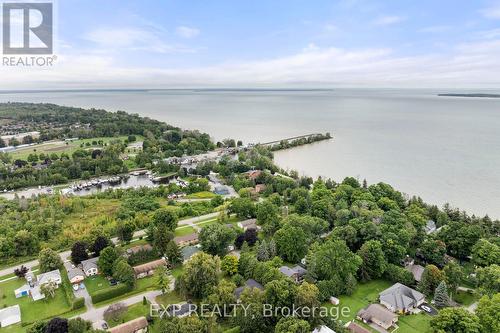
[37,269,62,286]
[0,305,21,328]
[81,257,99,276]
[312,325,336,333]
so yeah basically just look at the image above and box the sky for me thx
[1,0,500,89]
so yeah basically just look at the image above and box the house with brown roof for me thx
[174,233,199,247]
[133,258,167,279]
[357,304,398,330]
[346,322,370,333]
[108,316,148,333]
[237,219,260,231]
[126,244,153,256]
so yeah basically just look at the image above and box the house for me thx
[379,283,425,313]
[312,325,336,333]
[279,265,307,283]
[165,303,196,318]
[0,305,21,328]
[37,269,62,286]
[403,258,424,282]
[237,219,260,231]
[357,304,398,330]
[174,233,199,247]
[126,244,153,256]
[234,279,264,299]
[329,296,340,305]
[254,184,267,193]
[108,316,148,333]
[65,262,85,284]
[246,170,262,181]
[133,258,167,279]
[31,285,45,301]
[181,246,200,263]
[346,322,371,333]
[81,257,99,276]
[424,220,437,234]
[14,284,30,298]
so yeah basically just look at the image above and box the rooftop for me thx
[357,304,397,327]
[379,283,425,311]
[81,257,99,271]
[108,316,148,333]
[133,258,167,275]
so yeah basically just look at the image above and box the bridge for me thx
[258,133,331,147]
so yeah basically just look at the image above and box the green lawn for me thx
[0,277,71,326]
[186,191,216,199]
[174,226,196,237]
[93,276,157,308]
[453,290,478,306]
[322,279,392,323]
[108,303,150,327]
[84,275,118,296]
[398,313,432,333]
[155,290,183,306]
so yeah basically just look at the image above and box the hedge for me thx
[72,297,85,310]
[91,284,133,304]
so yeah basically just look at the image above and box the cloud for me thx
[418,25,452,33]
[373,15,406,26]
[83,27,194,53]
[480,4,500,19]
[175,26,200,38]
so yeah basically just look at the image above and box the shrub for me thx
[91,284,133,304]
[72,297,85,310]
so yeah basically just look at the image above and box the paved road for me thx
[0,212,219,277]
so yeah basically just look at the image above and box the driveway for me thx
[418,303,438,316]
[74,284,94,311]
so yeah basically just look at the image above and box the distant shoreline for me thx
[438,93,500,98]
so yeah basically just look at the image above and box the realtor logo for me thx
[2,2,53,54]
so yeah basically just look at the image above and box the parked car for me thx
[109,279,118,286]
[101,322,109,329]
[72,284,79,291]
[421,305,432,313]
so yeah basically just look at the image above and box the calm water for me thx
[0,89,499,218]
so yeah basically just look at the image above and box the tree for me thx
[475,293,500,333]
[27,321,47,333]
[156,265,171,294]
[103,302,127,322]
[476,264,500,296]
[179,252,220,298]
[153,224,174,256]
[357,240,387,281]
[152,208,178,231]
[117,220,135,242]
[307,240,362,296]
[265,279,298,312]
[221,255,239,276]
[274,317,310,333]
[113,260,135,287]
[384,263,415,286]
[434,281,451,308]
[71,241,88,265]
[443,261,463,294]
[199,224,235,256]
[229,197,256,218]
[90,235,111,256]
[68,318,92,333]
[295,282,321,324]
[38,248,63,273]
[14,265,28,278]
[204,280,237,318]
[471,239,500,267]
[45,317,68,333]
[235,288,269,333]
[418,264,444,296]
[431,308,481,333]
[165,240,182,265]
[419,239,446,266]
[274,225,308,263]
[256,201,280,234]
[40,280,58,299]
[14,229,39,256]
[98,246,119,277]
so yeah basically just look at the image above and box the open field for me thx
[7,136,138,160]
[174,226,196,237]
[108,302,150,327]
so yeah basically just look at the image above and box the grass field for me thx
[8,136,137,160]
[453,290,478,306]
[397,313,432,333]
[84,275,118,296]
[185,191,217,199]
[108,302,150,327]
[174,226,196,237]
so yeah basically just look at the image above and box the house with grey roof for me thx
[279,265,307,283]
[64,262,85,284]
[165,303,196,318]
[234,279,264,300]
[181,246,200,263]
[424,220,437,234]
[80,257,99,276]
[237,219,260,231]
[379,283,425,313]
[0,305,21,328]
[37,269,62,286]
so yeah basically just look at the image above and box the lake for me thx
[0,88,499,218]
